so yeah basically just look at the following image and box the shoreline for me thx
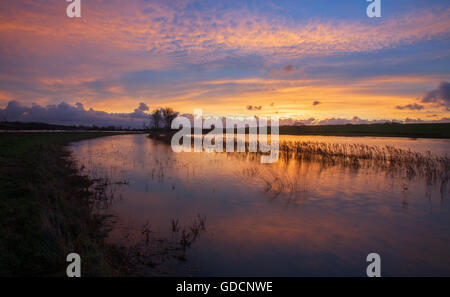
[0,132,133,276]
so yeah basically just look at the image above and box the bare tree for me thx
[162,107,178,129]
[150,109,162,129]
[150,107,179,130]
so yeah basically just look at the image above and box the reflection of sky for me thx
[0,0,449,121]
[70,135,450,276]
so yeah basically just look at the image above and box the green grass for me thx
[0,132,130,276]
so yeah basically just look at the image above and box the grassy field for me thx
[150,123,450,139]
[0,132,131,276]
[279,123,450,138]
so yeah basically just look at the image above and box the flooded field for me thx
[70,134,450,276]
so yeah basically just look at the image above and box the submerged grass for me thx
[150,131,449,185]
[0,132,207,276]
[0,132,135,276]
[277,141,450,184]
[107,215,207,276]
[233,141,449,203]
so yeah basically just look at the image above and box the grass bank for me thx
[279,123,450,139]
[0,132,135,276]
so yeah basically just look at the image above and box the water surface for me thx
[70,134,450,276]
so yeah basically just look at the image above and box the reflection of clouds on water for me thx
[69,134,450,276]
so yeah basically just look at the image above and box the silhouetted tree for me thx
[150,107,178,130]
[162,107,178,129]
[150,109,162,129]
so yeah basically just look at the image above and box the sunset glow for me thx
[0,0,449,124]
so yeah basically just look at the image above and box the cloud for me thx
[246,105,262,111]
[421,82,450,109]
[281,65,296,73]
[270,65,300,77]
[137,102,149,111]
[316,116,450,125]
[279,117,316,126]
[396,103,424,110]
[404,117,450,124]
[0,100,150,128]
[313,101,321,106]
[0,2,449,121]
[2,100,449,127]
[317,116,392,125]
[2,1,449,62]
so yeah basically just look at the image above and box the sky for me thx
[0,0,449,126]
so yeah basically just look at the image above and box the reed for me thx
[108,214,207,275]
[168,134,449,185]
[276,140,449,184]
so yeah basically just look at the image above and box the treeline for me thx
[0,121,145,131]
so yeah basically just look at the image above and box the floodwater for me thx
[69,134,450,276]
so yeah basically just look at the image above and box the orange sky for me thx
[0,0,449,124]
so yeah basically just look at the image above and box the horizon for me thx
[1,104,450,129]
